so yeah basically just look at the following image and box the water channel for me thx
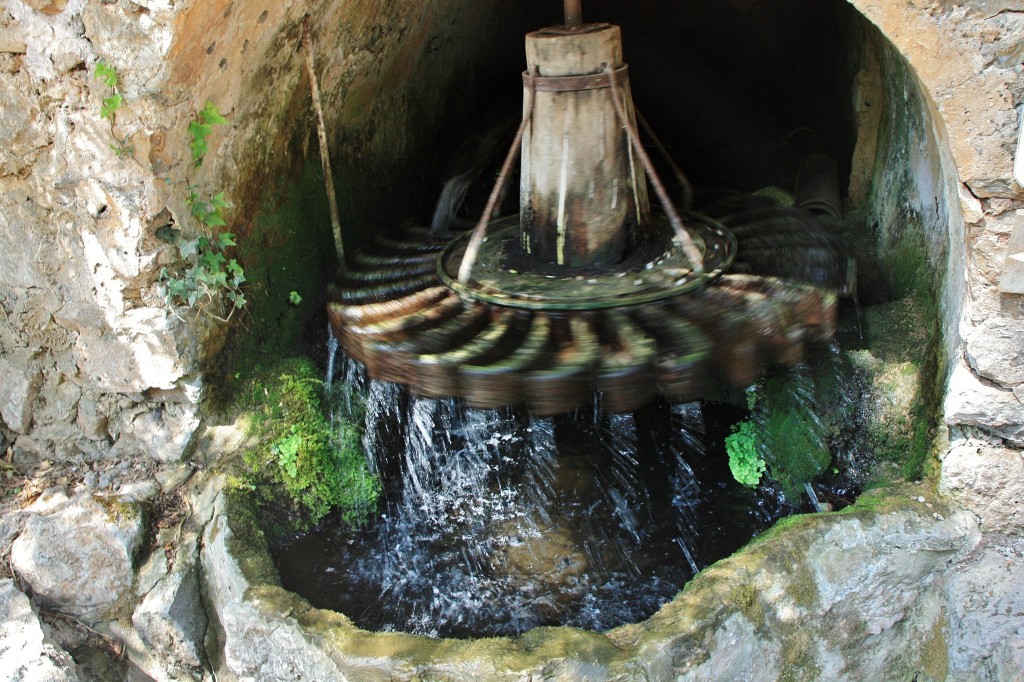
[270,330,866,638]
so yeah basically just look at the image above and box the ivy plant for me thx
[188,101,230,167]
[93,60,133,158]
[273,426,302,479]
[159,101,247,322]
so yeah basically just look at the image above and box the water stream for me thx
[273,338,796,638]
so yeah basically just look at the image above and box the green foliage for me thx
[273,426,302,478]
[726,420,766,488]
[94,60,118,89]
[158,104,248,322]
[288,291,303,306]
[93,60,133,158]
[159,227,246,322]
[757,375,833,499]
[100,93,123,121]
[189,101,229,167]
[732,368,841,500]
[240,358,380,527]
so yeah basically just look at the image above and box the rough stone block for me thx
[0,578,80,681]
[0,351,40,434]
[110,403,200,464]
[966,317,1024,387]
[11,491,145,624]
[944,363,1024,446]
[132,544,207,673]
[941,441,1024,534]
[999,221,1024,294]
[945,547,1024,678]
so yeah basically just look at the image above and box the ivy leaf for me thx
[217,232,237,249]
[203,211,227,228]
[200,250,227,270]
[199,101,229,126]
[228,259,245,286]
[188,120,212,163]
[179,238,200,260]
[100,94,122,120]
[94,61,118,89]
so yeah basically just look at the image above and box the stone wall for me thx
[2,0,1024,679]
[0,0,511,475]
[844,1,1024,456]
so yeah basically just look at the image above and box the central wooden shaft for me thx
[520,24,650,269]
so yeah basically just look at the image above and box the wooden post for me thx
[564,0,582,27]
[301,16,346,272]
[520,24,650,269]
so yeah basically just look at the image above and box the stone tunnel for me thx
[1,0,1023,679]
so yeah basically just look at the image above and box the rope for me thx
[458,71,537,284]
[604,63,704,274]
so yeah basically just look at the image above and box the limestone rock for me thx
[941,441,1024,534]
[71,308,192,395]
[0,579,80,681]
[109,402,200,464]
[676,614,781,682]
[0,350,40,433]
[944,362,1024,445]
[966,318,1024,387]
[6,0,92,79]
[201,492,349,681]
[945,546,1024,679]
[11,491,145,624]
[132,539,207,676]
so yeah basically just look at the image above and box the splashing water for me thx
[274,340,785,638]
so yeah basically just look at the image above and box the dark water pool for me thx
[272,372,793,638]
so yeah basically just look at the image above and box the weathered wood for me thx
[563,0,582,27]
[301,16,345,272]
[520,24,649,269]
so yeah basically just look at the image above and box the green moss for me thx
[208,158,336,395]
[741,363,851,500]
[778,630,820,682]
[236,357,380,529]
[725,420,766,488]
[223,489,281,586]
[730,580,766,632]
[853,230,943,481]
[919,610,949,681]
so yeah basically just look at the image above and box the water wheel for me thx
[327,1,853,415]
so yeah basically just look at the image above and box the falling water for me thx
[324,324,340,393]
[274,336,786,638]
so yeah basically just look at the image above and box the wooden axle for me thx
[520,23,649,269]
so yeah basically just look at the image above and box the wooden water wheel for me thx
[327,1,853,415]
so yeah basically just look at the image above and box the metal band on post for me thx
[523,64,629,92]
